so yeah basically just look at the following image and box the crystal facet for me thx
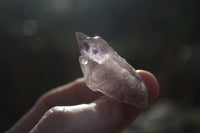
[75,32,148,109]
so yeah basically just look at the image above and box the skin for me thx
[6,70,159,133]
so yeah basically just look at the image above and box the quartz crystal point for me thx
[75,32,148,109]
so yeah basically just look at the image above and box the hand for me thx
[6,70,159,133]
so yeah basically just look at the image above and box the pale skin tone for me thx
[6,70,160,133]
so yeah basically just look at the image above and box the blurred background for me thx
[1,0,200,132]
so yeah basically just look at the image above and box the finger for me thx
[30,97,123,133]
[137,70,160,103]
[7,70,159,133]
[6,78,102,133]
[114,70,160,133]
[29,70,159,133]
[40,78,102,108]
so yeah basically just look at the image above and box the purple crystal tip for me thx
[75,32,89,44]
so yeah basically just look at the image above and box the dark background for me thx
[1,0,200,132]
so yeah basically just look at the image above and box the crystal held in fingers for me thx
[75,32,148,109]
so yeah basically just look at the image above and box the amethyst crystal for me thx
[75,32,148,109]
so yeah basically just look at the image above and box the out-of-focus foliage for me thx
[0,0,200,132]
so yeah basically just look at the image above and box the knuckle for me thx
[38,92,53,109]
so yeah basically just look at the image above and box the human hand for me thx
[6,70,159,133]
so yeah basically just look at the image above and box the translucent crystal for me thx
[75,32,148,109]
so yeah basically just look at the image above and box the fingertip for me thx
[136,70,160,103]
[89,96,123,132]
[93,96,123,120]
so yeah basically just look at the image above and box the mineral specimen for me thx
[75,32,148,109]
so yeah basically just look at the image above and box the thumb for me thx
[30,96,123,133]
